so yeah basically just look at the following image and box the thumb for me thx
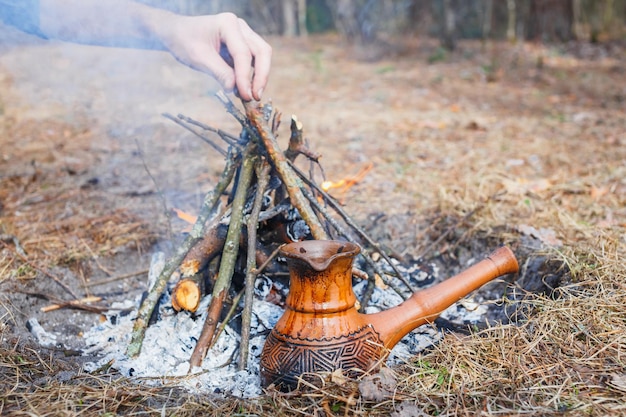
[205,55,236,92]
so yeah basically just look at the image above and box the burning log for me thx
[179,223,225,277]
[171,275,203,313]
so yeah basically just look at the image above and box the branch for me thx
[162,113,227,156]
[243,101,329,240]
[239,159,271,371]
[284,115,321,163]
[189,143,257,368]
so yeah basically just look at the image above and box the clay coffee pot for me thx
[260,240,519,390]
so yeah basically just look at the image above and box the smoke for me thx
[0,9,238,238]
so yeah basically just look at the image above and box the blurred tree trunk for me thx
[482,0,494,42]
[506,0,516,42]
[516,0,530,41]
[327,0,377,44]
[298,0,308,36]
[528,0,574,41]
[572,0,585,39]
[441,0,456,50]
[251,0,282,34]
[283,0,297,36]
[332,0,360,41]
[281,0,308,37]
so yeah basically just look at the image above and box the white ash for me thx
[80,252,495,398]
[26,317,58,347]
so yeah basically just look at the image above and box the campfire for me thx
[82,93,516,396]
[124,94,413,365]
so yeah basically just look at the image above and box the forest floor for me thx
[1,27,625,416]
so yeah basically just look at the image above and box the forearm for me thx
[38,0,174,50]
[2,0,272,101]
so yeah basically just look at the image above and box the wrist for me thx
[134,5,178,51]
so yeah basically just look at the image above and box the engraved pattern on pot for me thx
[260,325,383,387]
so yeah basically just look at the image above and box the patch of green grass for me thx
[428,47,448,64]
[375,65,395,74]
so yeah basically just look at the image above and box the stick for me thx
[162,113,227,156]
[285,115,321,163]
[212,288,244,350]
[243,101,329,240]
[126,148,240,358]
[239,159,271,371]
[0,241,79,299]
[175,113,240,147]
[179,223,226,277]
[189,143,257,368]
[41,296,103,313]
[83,269,149,288]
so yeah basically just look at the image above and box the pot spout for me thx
[367,246,519,350]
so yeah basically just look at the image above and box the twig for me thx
[1,241,78,299]
[80,237,113,276]
[83,269,149,288]
[215,91,251,129]
[243,101,329,240]
[135,138,173,242]
[285,115,321,163]
[189,143,257,368]
[253,244,285,276]
[239,159,271,371]
[416,206,481,261]
[212,288,244,350]
[126,148,240,358]
[175,114,239,147]
[0,234,26,257]
[162,113,228,156]
[41,296,103,313]
[257,202,290,222]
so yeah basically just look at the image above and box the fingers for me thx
[219,14,271,101]
[162,13,271,101]
[236,18,272,101]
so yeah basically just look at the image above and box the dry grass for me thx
[0,119,157,284]
[1,37,625,416]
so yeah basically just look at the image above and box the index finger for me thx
[237,20,272,100]
[221,30,254,101]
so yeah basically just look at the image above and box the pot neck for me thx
[282,240,360,314]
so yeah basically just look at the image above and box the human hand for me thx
[156,12,272,101]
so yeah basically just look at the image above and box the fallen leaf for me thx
[173,208,197,225]
[590,186,608,201]
[609,374,626,393]
[391,401,430,417]
[517,224,563,247]
[330,368,348,386]
[359,367,397,401]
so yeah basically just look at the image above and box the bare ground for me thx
[1,26,625,416]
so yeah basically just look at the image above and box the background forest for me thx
[143,0,625,47]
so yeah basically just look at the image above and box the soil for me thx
[1,21,624,413]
